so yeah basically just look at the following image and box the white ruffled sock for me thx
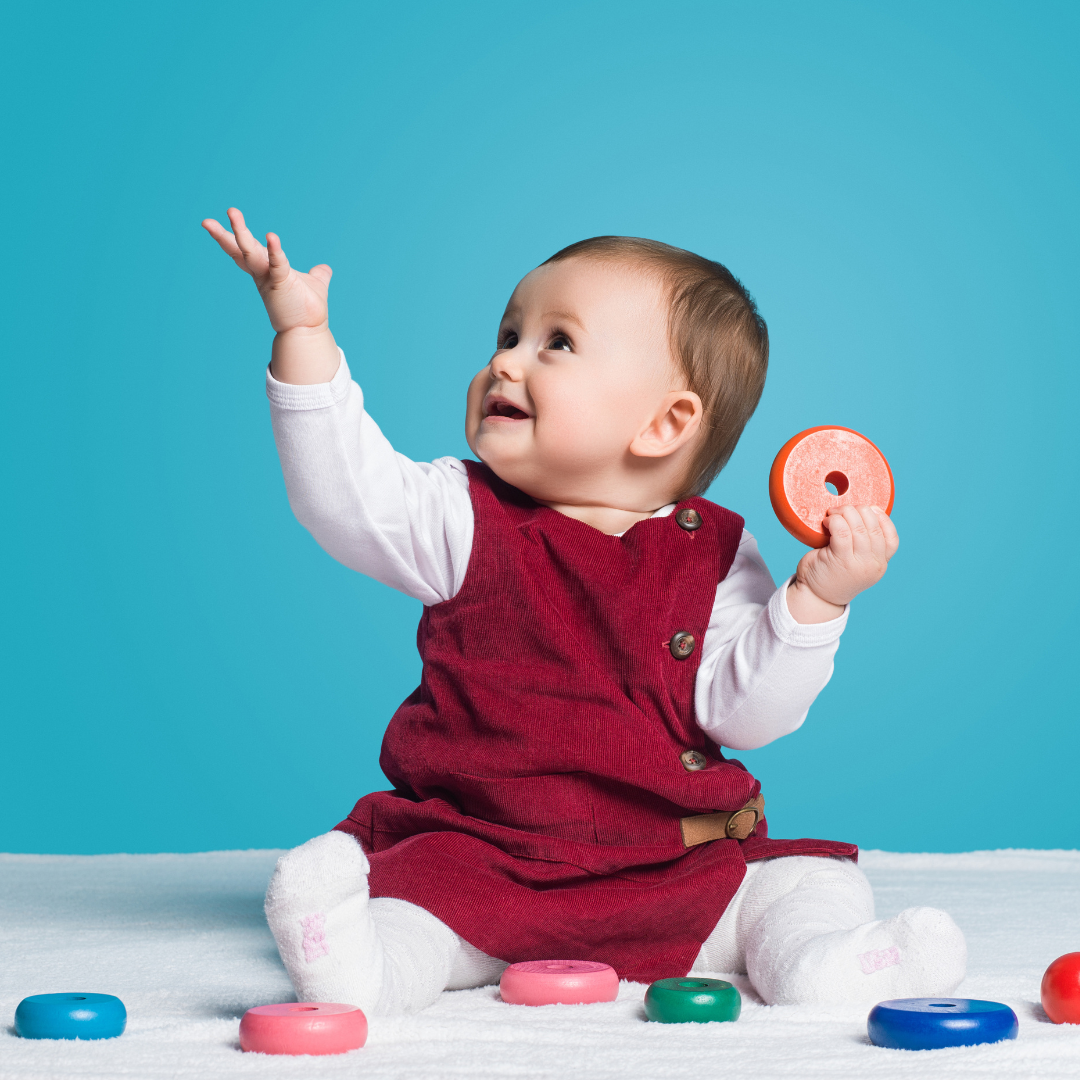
[264,831,506,1015]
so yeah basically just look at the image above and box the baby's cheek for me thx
[536,411,619,469]
[464,374,488,431]
[547,384,627,446]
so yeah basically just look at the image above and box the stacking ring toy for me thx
[1041,952,1080,1024]
[239,1002,367,1056]
[867,998,1018,1050]
[15,993,127,1040]
[770,426,894,547]
[644,978,741,1023]
[499,960,619,1006]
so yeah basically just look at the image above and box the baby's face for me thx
[465,258,684,507]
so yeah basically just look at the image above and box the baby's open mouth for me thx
[484,396,531,420]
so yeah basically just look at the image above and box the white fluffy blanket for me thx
[2,849,1078,1078]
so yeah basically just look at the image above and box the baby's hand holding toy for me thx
[789,503,899,618]
[770,425,900,622]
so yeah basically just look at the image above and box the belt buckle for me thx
[724,804,761,839]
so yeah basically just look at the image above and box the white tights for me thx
[265,834,965,1014]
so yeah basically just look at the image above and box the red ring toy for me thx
[499,960,619,1006]
[1041,953,1080,1024]
[769,426,894,547]
[238,1002,367,1056]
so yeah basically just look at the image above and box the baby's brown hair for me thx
[543,237,768,498]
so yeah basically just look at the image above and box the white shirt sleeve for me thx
[693,530,848,752]
[266,350,474,605]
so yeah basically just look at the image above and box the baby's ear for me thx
[629,391,703,458]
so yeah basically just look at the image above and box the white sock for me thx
[446,935,510,990]
[264,831,385,1013]
[694,855,966,1006]
[749,901,967,1006]
[265,831,507,1015]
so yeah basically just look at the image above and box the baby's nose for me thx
[491,351,524,380]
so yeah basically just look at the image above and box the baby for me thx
[203,209,967,1015]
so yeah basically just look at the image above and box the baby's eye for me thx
[547,334,572,352]
[497,331,518,350]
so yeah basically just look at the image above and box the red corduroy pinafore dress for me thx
[335,462,856,982]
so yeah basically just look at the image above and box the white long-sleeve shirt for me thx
[267,351,848,752]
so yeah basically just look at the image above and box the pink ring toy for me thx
[500,960,619,1006]
[238,1002,367,1056]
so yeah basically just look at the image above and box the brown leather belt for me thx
[680,794,764,847]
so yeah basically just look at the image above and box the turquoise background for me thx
[2,2,1077,854]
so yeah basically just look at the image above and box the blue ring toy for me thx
[15,993,127,1040]
[868,997,1018,1051]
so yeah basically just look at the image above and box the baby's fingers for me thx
[226,208,268,272]
[842,504,875,558]
[265,232,292,284]
[307,263,333,289]
[201,218,246,267]
[823,506,854,559]
[872,506,900,559]
[853,505,889,564]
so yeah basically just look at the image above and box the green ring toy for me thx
[644,978,742,1023]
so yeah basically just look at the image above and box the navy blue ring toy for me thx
[867,997,1018,1051]
[15,993,127,1040]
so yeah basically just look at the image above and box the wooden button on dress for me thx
[680,750,708,771]
[675,508,702,531]
[669,631,695,659]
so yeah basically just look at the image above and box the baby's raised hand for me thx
[787,505,900,622]
[202,208,339,384]
[202,208,331,334]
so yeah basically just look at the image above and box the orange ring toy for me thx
[769,426,894,548]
